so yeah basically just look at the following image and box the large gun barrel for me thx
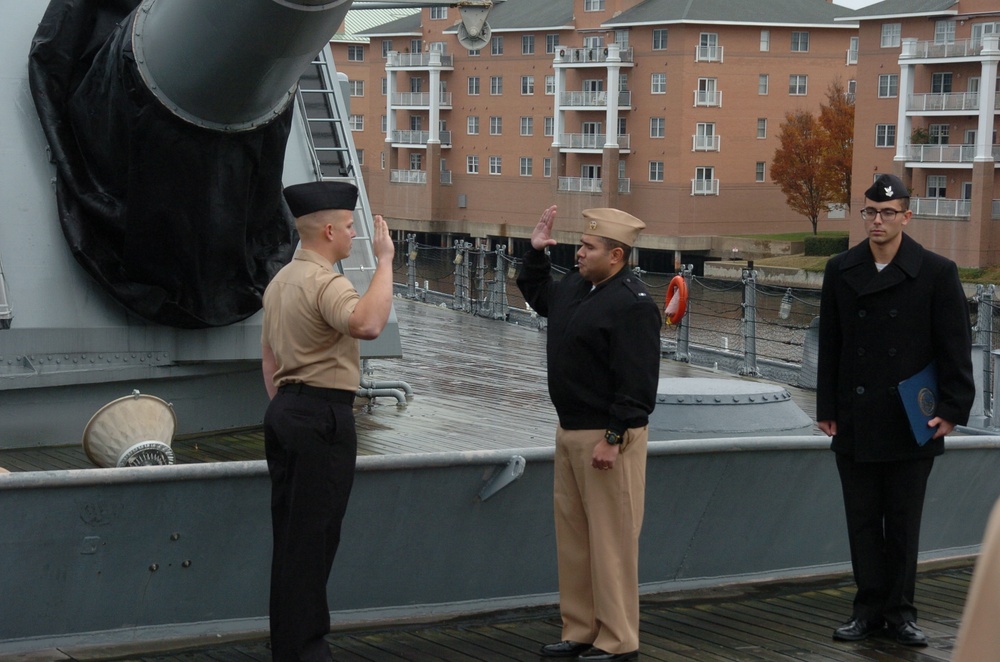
[133,0,352,131]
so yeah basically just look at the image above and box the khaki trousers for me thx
[554,425,647,654]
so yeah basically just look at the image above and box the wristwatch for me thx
[604,430,623,445]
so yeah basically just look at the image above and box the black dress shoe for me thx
[832,617,885,641]
[540,640,591,657]
[894,621,928,646]
[577,647,639,661]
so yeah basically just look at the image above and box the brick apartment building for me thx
[844,0,1000,268]
[333,0,861,269]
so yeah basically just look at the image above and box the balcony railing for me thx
[901,37,984,60]
[390,130,453,146]
[390,169,426,184]
[695,45,723,63]
[557,46,634,64]
[908,92,980,112]
[911,197,971,218]
[440,170,452,185]
[392,92,453,107]
[693,90,722,107]
[387,52,454,67]
[692,134,721,151]
[558,176,603,193]
[558,133,631,150]
[618,178,630,194]
[560,90,632,107]
[904,144,978,163]
[691,178,720,195]
[995,200,1000,219]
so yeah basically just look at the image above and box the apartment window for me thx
[694,166,716,195]
[520,157,533,176]
[380,152,385,169]
[614,30,629,50]
[489,155,502,175]
[490,116,502,135]
[381,115,387,132]
[349,114,364,131]
[409,116,422,131]
[649,161,664,182]
[543,157,552,178]
[881,23,901,48]
[758,74,769,95]
[347,45,364,62]
[651,73,666,94]
[381,78,387,95]
[546,34,560,54]
[848,79,857,95]
[760,30,770,52]
[757,118,767,139]
[934,20,955,45]
[468,48,481,57]
[520,116,534,136]
[411,39,422,53]
[490,76,503,95]
[409,153,422,170]
[789,75,807,96]
[584,0,605,10]
[491,35,504,55]
[355,149,364,165]
[695,123,716,150]
[927,175,947,197]
[430,7,447,19]
[410,77,422,93]
[931,72,953,94]
[381,40,392,58]
[544,116,554,137]
[875,123,896,147]
[468,76,480,95]
[791,31,809,52]
[349,80,364,97]
[848,36,859,64]
[467,116,479,135]
[652,29,668,50]
[521,76,535,95]
[756,162,766,182]
[650,117,665,138]
[929,123,950,144]
[878,74,898,98]
[545,76,555,95]
[467,155,479,174]
[522,35,535,55]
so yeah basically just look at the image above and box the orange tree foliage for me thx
[819,79,855,210]
[771,110,836,235]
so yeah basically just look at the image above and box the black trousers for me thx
[264,388,357,662]
[835,453,935,625]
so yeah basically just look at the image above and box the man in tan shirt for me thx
[261,181,394,662]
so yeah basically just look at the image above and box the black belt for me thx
[278,383,355,405]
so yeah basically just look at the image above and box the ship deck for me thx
[33,560,972,661]
[0,298,819,472]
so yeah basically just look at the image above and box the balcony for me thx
[560,90,632,108]
[692,134,721,151]
[390,130,453,147]
[555,46,635,64]
[558,133,631,151]
[390,169,426,184]
[693,90,722,107]
[386,51,454,68]
[900,37,986,60]
[391,92,453,108]
[911,197,971,218]
[907,92,983,113]
[557,177,632,194]
[904,144,980,163]
[695,45,723,63]
[691,178,720,195]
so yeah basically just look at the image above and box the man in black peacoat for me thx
[817,173,975,648]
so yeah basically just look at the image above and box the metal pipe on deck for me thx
[132,0,353,131]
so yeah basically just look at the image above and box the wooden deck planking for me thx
[92,564,973,662]
[0,299,814,471]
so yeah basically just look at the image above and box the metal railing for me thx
[560,90,632,107]
[691,178,720,195]
[908,92,981,112]
[558,133,631,149]
[693,90,722,107]
[391,92,453,107]
[558,176,603,193]
[904,144,978,163]
[695,45,723,62]
[692,134,721,151]
[911,197,972,218]
[387,52,454,67]
[390,169,426,184]
[390,130,453,146]
[559,46,634,64]
[901,37,984,59]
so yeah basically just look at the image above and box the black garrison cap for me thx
[864,174,910,202]
[284,181,359,217]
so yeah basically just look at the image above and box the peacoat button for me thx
[855,386,865,395]
[857,347,866,356]
[889,309,898,317]
[888,348,897,356]
[858,310,867,318]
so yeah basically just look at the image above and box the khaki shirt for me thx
[262,249,360,391]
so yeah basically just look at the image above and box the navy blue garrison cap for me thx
[864,174,910,202]
[284,181,358,217]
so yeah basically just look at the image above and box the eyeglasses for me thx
[860,207,903,221]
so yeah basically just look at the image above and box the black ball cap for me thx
[284,181,359,217]
[864,173,910,202]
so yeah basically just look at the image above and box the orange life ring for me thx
[664,275,688,326]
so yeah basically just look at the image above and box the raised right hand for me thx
[531,205,559,251]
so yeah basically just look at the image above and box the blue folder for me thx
[897,362,939,446]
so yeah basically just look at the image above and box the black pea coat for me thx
[816,233,975,462]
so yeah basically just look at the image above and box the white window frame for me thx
[934,20,955,45]
[520,157,533,177]
[521,76,534,95]
[546,34,559,54]
[490,76,503,95]
[489,116,502,135]
[522,35,535,55]
[489,155,502,175]
[545,76,555,95]
[652,29,668,50]
[544,116,554,137]
[875,123,896,147]
[467,155,479,174]
[755,162,766,182]
[349,114,364,131]
[467,116,479,135]
[584,0,605,11]
[878,74,899,98]
[760,30,770,52]
[791,31,809,52]
[543,157,552,178]
[649,161,664,182]
[347,45,364,62]
[430,6,447,19]
[651,73,666,94]
[758,74,769,95]
[349,80,364,97]
[757,118,767,139]
[520,116,533,136]
[650,117,665,138]
[881,23,901,48]
[926,175,947,198]
[789,74,807,96]
[468,76,480,95]
[491,35,504,56]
